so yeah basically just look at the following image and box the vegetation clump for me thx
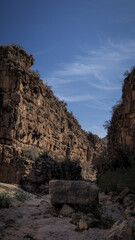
[14,189,31,202]
[94,67,135,193]
[0,191,12,208]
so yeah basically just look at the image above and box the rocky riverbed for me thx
[0,183,135,240]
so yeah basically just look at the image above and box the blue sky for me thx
[0,0,135,137]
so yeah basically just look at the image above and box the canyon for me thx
[108,67,135,158]
[0,45,105,191]
[0,45,135,239]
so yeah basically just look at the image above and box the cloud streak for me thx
[46,39,135,88]
[57,94,94,102]
[88,82,121,91]
[42,39,135,137]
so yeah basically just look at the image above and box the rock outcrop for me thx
[108,67,135,157]
[49,180,99,205]
[0,44,104,187]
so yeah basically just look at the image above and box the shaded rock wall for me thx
[108,68,135,156]
[0,45,104,185]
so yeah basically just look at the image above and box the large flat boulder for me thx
[49,180,99,205]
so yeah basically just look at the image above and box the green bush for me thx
[0,191,12,208]
[92,148,110,175]
[14,189,30,202]
[98,162,135,193]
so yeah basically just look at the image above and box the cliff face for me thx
[108,68,135,156]
[0,45,104,187]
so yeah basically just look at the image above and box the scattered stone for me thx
[0,184,110,240]
[99,192,112,204]
[108,220,132,240]
[123,194,135,208]
[123,194,135,218]
[78,215,99,231]
[113,187,131,203]
[70,212,85,225]
[101,202,124,222]
[59,204,75,217]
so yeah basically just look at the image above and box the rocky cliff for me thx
[0,45,104,189]
[108,67,135,157]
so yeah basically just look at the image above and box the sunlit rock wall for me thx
[0,45,104,185]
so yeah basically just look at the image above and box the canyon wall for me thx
[0,45,104,188]
[108,68,135,156]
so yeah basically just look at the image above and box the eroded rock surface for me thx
[0,44,105,187]
[108,67,135,157]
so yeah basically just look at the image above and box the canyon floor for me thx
[0,183,134,240]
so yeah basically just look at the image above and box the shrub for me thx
[98,161,135,193]
[103,100,122,134]
[110,149,132,170]
[14,189,30,202]
[22,148,40,161]
[92,148,110,175]
[34,70,40,78]
[60,100,67,107]
[94,148,133,176]
[0,191,12,208]
[124,70,130,77]
[103,120,111,130]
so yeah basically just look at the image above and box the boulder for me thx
[123,194,135,208]
[49,180,99,205]
[123,194,135,218]
[108,220,132,240]
[101,202,124,223]
[113,187,131,203]
[70,212,85,225]
[78,215,99,231]
[59,204,75,217]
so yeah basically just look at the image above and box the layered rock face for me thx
[108,68,135,156]
[0,45,104,186]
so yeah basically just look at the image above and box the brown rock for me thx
[101,202,124,223]
[113,187,131,203]
[78,215,99,231]
[49,180,99,206]
[109,221,132,240]
[59,204,75,217]
[123,194,135,218]
[70,212,85,225]
[123,194,135,208]
[108,67,135,159]
[0,44,105,188]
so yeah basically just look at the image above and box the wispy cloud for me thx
[88,82,121,91]
[42,39,135,136]
[57,94,95,102]
[46,39,135,88]
[92,125,107,138]
[57,93,111,111]
[82,122,107,138]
